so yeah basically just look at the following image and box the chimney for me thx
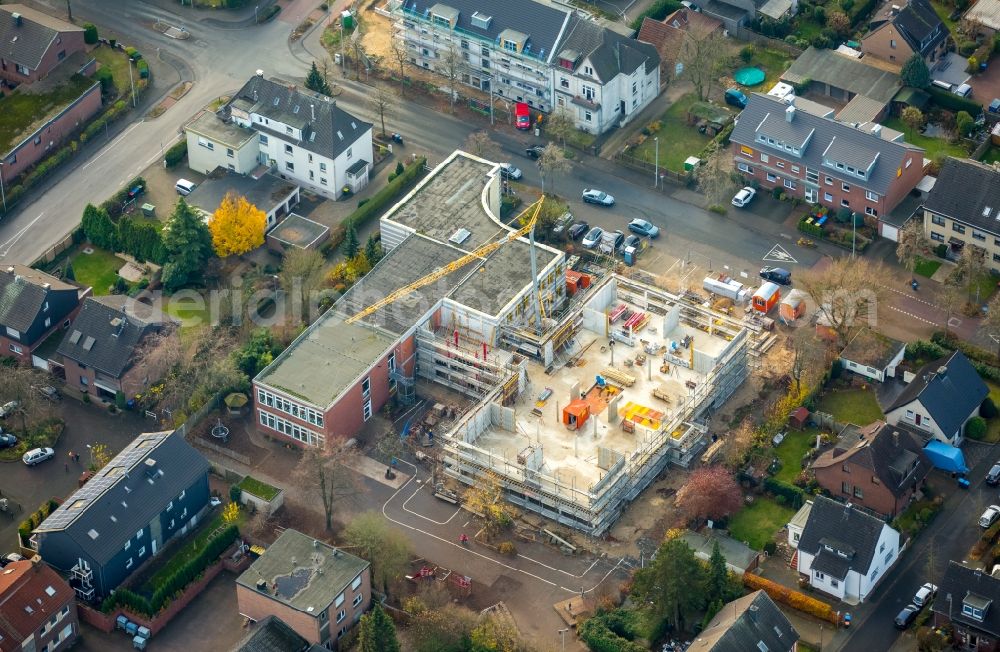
[255,578,267,593]
[256,69,264,77]
[749,605,759,622]
[144,458,157,478]
[844,502,853,517]
[11,12,21,26]
[5,266,13,273]
[871,124,882,138]
[890,4,901,13]
[785,104,796,123]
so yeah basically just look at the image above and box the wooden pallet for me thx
[601,367,636,387]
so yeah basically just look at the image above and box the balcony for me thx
[570,95,600,110]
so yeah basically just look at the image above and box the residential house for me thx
[0,264,82,367]
[394,0,660,134]
[933,561,1000,651]
[862,0,949,67]
[185,169,301,231]
[793,495,900,602]
[781,47,902,116]
[698,0,762,32]
[187,73,373,200]
[31,430,211,599]
[232,615,319,652]
[0,557,79,652]
[56,296,177,402]
[688,590,800,652]
[730,93,924,218]
[236,528,372,648]
[0,5,85,85]
[965,0,1000,38]
[811,421,929,518]
[679,530,761,575]
[884,350,988,446]
[922,158,1000,269]
[839,327,906,382]
[637,9,723,83]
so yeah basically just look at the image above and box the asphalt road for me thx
[832,443,999,651]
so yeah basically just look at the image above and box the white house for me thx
[884,350,988,446]
[839,327,906,383]
[786,500,812,549]
[794,495,900,603]
[185,73,373,200]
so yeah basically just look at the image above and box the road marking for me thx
[763,244,797,264]
[401,484,463,525]
[879,283,938,308]
[0,212,45,257]
[888,305,938,326]
[82,121,144,170]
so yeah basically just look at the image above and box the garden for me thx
[797,206,875,253]
[728,497,796,550]
[815,387,884,425]
[771,428,820,485]
[65,246,132,296]
[628,94,729,172]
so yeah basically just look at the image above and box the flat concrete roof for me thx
[449,239,560,317]
[187,171,298,216]
[387,154,502,252]
[186,111,256,149]
[268,213,329,249]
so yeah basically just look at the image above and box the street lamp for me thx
[557,628,568,652]
[653,136,659,188]
[85,444,94,466]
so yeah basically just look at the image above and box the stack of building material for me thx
[601,368,636,387]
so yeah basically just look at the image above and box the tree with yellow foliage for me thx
[222,501,240,524]
[209,192,266,257]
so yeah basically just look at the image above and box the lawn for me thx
[929,0,959,33]
[91,45,131,97]
[140,512,228,595]
[0,74,96,152]
[914,256,942,278]
[70,247,126,295]
[970,273,998,304]
[236,475,280,501]
[816,388,884,425]
[728,498,796,550]
[632,93,712,172]
[163,292,212,328]
[884,118,970,160]
[746,49,794,91]
[773,428,818,484]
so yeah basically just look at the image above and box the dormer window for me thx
[963,593,991,622]
[503,39,518,52]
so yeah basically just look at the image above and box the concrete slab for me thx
[931,53,971,88]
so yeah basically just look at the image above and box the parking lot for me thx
[0,397,150,554]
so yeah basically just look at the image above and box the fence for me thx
[612,151,692,188]
[730,26,804,56]
[195,438,251,466]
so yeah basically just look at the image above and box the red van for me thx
[515,102,531,130]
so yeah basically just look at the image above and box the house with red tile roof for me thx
[0,558,78,652]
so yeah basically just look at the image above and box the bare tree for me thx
[122,330,183,398]
[344,511,413,594]
[279,248,326,318]
[953,245,988,302]
[545,109,575,147]
[464,471,518,540]
[797,257,886,347]
[725,417,757,469]
[368,83,396,137]
[439,39,463,112]
[0,366,54,439]
[463,130,502,161]
[938,282,967,335]
[388,32,408,96]
[697,146,740,207]
[790,328,827,396]
[680,24,730,101]
[537,144,570,195]
[291,445,360,531]
[896,220,931,281]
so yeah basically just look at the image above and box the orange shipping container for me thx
[752,282,781,314]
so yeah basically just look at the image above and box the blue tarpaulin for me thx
[924,440,968,474]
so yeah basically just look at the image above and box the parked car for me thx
[499,163,523,180]
[581,226,605,249]
[34,385,59,402]
[551,212,574,237]
[981,505,1000,528]
[22,447,55,466]
[954,83,973,98]
[760,266,792,286]
[582,189,615,206]
[990,98,1000,114]
[628,218,660,238]
[725,88,748,109]
[894,605,920,629]
[567,222,589,240]
[174,179,196,196]
[988,462,1000,486]
[620,234,642,254]
[598,230,625,255]
[0,401,19,419]
[525,145,545,159]
[913,582,938,607]
[731,187,756,208]
[0,432,16,448]
[681,0,702,11]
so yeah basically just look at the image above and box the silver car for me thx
[22,447,55,466]
[582,189,615,206]
[581,226,605,248]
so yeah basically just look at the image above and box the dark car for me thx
[725,88,748,109]
[525,145,545,159]
[0,432,16,448]
[989,463,1000,486]
[894,605,919,629]
[990,98,1000,114]
[568,222,589,240]
[759,266,792,285]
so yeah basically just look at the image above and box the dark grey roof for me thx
[815,422,929,500]
[782,47,902,105]
[233,616,311,652]
[400,0,572,64]
[810,548,853,580]
[871,0,948,56]
[887,350,988,439]
[186,171,298,217]
[558,17,659,80]
[798,495,888,577]
[924,158,1000,235]
[822,135,880,171]
[731,94,921,196]
[227,76,371,160]
[0,5,82,71]
[688,591,799,652]
[702,0,751,21]
[934,562,1000,637]
[756,109,815,149]
[0,264,72,333]
[56,297,164,379]
[34,431,210,565]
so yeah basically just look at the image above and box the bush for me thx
[744,573,839,623]
[764,477,805,508]
[260,4,281,21]
[967,416,988,440]
[927,85,983,116]
[934,243,948,258]
[983,397,998,419]
[164,140,188,168]
[136,60,149,79]
[93,67,114,95]
[229,484,242,503]
[578,611,646,652]
[498,541,517,556]
[629,0,683,29]
[763,541,777,555]
[83,23,98,44]
[959,40,977,56]
[740,45,755,62]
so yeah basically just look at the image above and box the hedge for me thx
[798,218,824,238]
[764,477,806,508]
[164,140,188,168]
[629,0,682,29]
[83,23,98,44]
[925,332,1000,382]
[744,573,840,624]
[926,86,983,116]
[343,157,426,231]
[578,612,647,652]
[18,498,60,547]
[260,4,281,21]
[101,176,147,219]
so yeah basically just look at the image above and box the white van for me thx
[175,178,196,196]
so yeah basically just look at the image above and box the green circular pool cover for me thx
[734,67,766,86]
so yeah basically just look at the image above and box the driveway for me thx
[969,59,1000,108]
[932,52,971,89]
[0,398,150,552]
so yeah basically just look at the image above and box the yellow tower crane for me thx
[345,197,546,324]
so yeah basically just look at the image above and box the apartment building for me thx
[922,157,1000,269]
[0,558,79,652]
[730,93,924,218]
[394,0,659,133]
